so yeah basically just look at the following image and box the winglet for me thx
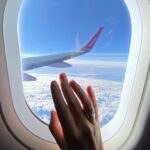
[23,73,37,81]
[83,27,104,51]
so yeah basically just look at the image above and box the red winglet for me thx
[85,27,104,49]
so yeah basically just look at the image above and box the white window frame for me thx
[0,0,150,149]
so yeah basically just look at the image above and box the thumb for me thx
[49,111,64,147]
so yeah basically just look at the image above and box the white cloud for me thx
[23,74,122,126]
[39,114,50,124]
[66,59,127,68]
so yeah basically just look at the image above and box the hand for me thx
[49,73,103,150]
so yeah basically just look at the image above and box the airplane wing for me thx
[22,27,104,81]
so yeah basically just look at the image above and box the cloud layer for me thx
[23,73,123,126]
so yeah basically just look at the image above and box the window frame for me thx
[0,0,150,149]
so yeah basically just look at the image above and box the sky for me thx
[18,0,131,58]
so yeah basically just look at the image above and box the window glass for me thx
[18,0,131,126]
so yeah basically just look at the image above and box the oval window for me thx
[18,0,131,127]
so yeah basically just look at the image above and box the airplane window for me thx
[18,0,131,127]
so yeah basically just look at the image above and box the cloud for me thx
[27,100,54,112]
[23,74,122,126]
[39,114,50,124]
[66,59,127,68]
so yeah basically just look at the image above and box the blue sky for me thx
[18,0,131,57]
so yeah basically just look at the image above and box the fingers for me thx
[59,73,85,122]
[50,74,103,150]
[69,80,93,112]
[69,80,97,123]
[49,111,64,147]
[51,81,78,137]
[86,85,99,122]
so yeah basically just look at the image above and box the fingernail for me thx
[87,85,93,92]
[69,79,75,83]
[51,80,57,86]
[59,72,66,80]
[69,80,76,86]
[51,81,59,90]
